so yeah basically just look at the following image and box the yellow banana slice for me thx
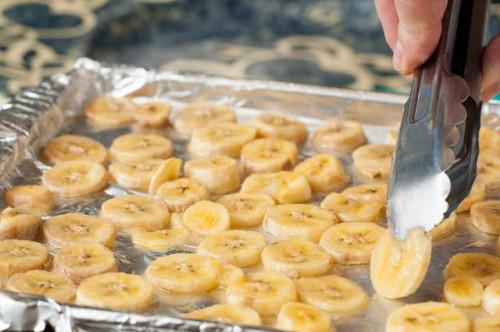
[295,274,368,317]
[370,227,431,299]
[240,138,299,174]
[0,208,40,241]
[456,181,486,213]
[427,213,457,241]
[352,144,394,180]
[184,304,262,326]
[342,183,387,204]
[217,192,275,228]
[319,222,385,265]
[473,315,500,332]
[479,153,500,177]
[173,103,237,135]
[42,135,107,165]
[6,270,76,303]
[312,119,366,153]
[320,192,385,223]
[261,239,332,278]
[294,154,350,193]
[226,270,297,316]
[156,178,209,212]
[208,262,245,303]
[241,171,312,204]
[132,101,171,127]
[471,200,500,235]
[482,278,500,315]
[76,272,155,312]
[4,185,54,216]
[263,204,337,242]
[0,240,49,278]
[84,97,135,127]
[480,127,500,151]
[276,302,332,332]
[53,243,118,284]
[100,195,170,233]
[184,155,240,194]
[252,113,308,144]
[109,134,173,162]
[385,301,470,332]
[182,200,230,236]
[443,276,483,307]
[42,161,108,197]
[131,228,189,252]
[109,159,162,192]
[444,253,500,286]
[148,157,182,194]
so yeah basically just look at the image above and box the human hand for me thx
[375,0,500,101]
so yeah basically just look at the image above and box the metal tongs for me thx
[388,0,491,240]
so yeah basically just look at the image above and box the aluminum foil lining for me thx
[0,57,498,332]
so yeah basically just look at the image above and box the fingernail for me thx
[480,82,500,101]
[393,41,403,72]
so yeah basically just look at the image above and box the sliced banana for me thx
[4,184,55,216]
[252,113,308,144]
[444,253,500,286]
[109,134,173,162]
[352,144,394,180]
[241,171,312,204]
[385,301,470,332]
[263,204,337,242]
[319,222,385,265]
[182,200,230,236]
[443,276,483,307]
[479,153,500,177]
[480,127,500,151]
[109,159,162,192]
[76,272,155,312]
[312,118,366,153]
[184,304,262,326]
[148,157,183,194]
[0,240,49,279]
[208,262,245,303]
[427,213,457,241]
[320,192,385,223]
[100,195,170,233]
[482,278,500,315]
[370,227,431,299]
[42,161,108,197]
[6,270,76,303]
[131,228,189,252]
[276,302,333,332]
[0,208,40,241]
[240,138,299,174]
[471,200,500,235]
[84,97,135,127]
[184,155,240,194]
[342,183,387,204]
[473,315,500,332]
[218,192,275,228]
[132,101,171,127]
[294,154,350,193]
[456,181,486,213]
[42,135,107,165]
[173,103,237,135]
[156,178,209,212]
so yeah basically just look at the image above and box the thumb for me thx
[481,34,500,101]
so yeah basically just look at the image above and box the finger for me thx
[375,0,399,50]
[481,34,500,101]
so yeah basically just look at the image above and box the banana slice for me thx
[352,144,394,180]
[197,230,266,267]
[295,274,368,317]
[473,316,500,332]
[312,119,366,153]
[443,276,483,307]
[42,135,107,165]
[241,138,299,174]
[342,183,387,204]
[109,134,173,162]
[471,200,500,235]
[261,239,332,278]
[370,227,431,299]
[42,161,108,197]
[276,302,332,332]
[109,159,162,192]
[145,253,221,293]
[53,243,118,284]
[0,240,49,278]
[427,213,457,241]
[100,195,170,233]
[385,301,470,332]
[241,171,312,204]
[148,157,182,194]
[173,103,237,135]
[252,113,308,144]
[76,272,155,312]
[480,127,500,151]
[132,101,171,127]
[0,208,40,240]
[182,200,230,236]
[226,270,297,316]
[184,155,240,194]
[84,97,135,127]
[319,222,385,265]
[131,228,189,252]
[188,123,256,158]
[6,270,76,303]
[294,154,350,193]
[208,262,245,303]
[456,181,486,213]
[444,253,500,286]
[218,193,275,228]
[482,279,500,315]
[320,192,385,223]
[184,304,262,326]
[479,153,500,177]
[4,184,55,216]
[156,178,209,212]
[263,204,337,242]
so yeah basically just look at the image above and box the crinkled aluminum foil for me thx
[0,58,498,332]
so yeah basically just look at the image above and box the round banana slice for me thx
[252,113,308,144]
[473,315,500,332]
[312,119,366,153]
[385,301,470,332]
[370,227,431,299]
[43,213,116,250]
[261,239,332,278]
[100,195,170,233]
[4,184,55,216]
[197,230,266,267]
[471,200,500,235]
[182,200,230,236]
[226,270,297,316]
[295,275,368,317]
[263,204,337,242]
[6,270,76,303]
[342,183,387,204]
[42,161,108,197]
[456,181,486,213]
[480,127,500,151]
[319,222,385,265]
[427,213,457,241]
[241,171,312,204]
[444,253,500,286]
[443,276,483,307]
[132,101,171,127]
[145,253,221,293]
[156,178,209,212]
[276,302,332,332]
[184,304,261,326]
[479,153,500,177]
[0,240,49,278]
[482,279,500,315]
[131,228,189,252]
[53,243,118,284]
[184,155,240,194]
[294,154,350,193]
[0,208,40,240]
[320,192,385,224]
[76,272,155,312]
[352,144,394,180]
[173,103,237,135]
[208,262,245,303]
[217,192,275,228]
[84,97,135,127]
[42,135,107,165]
[109,134,173,162]
[240,138,299,174]
[148,157,182,194]
[109,159,162,192]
